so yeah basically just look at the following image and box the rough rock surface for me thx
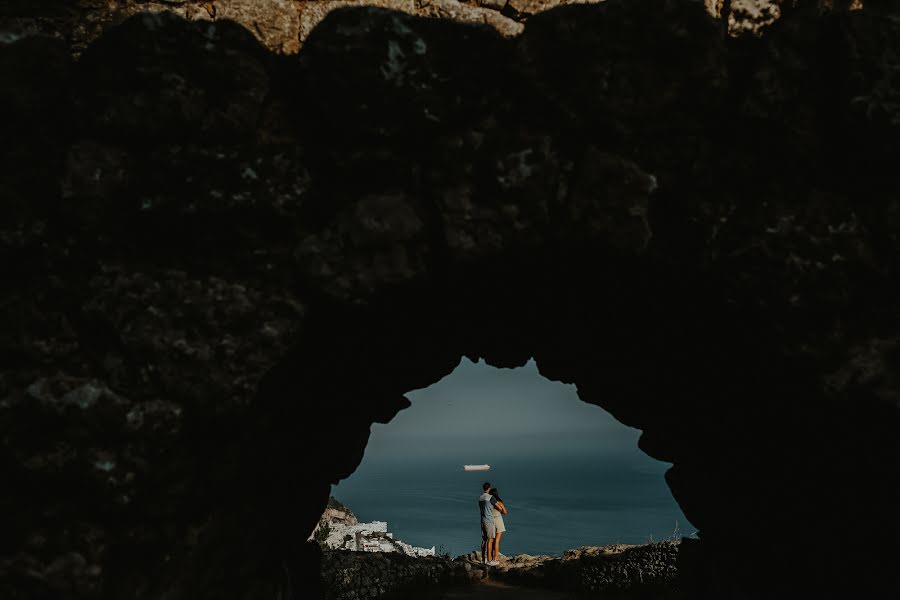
[321,551,481,600]
[319,509,358,528]
[0,0,853,55]
[2,1,900,600]
[0,1,300,54]
[320,543,678,600]
[321,497,359,526]
[217,0,301,53]
[463,543,680,595]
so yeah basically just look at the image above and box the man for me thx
[479,481,500,566]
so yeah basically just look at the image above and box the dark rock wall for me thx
[320,543,679,600]
[1,15,312,600]
[492,543,680,596]
[321,551,479,600]
[2,1,900,599]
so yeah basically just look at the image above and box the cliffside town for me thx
[310,498,436,558]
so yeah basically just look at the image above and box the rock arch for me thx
[2,1,899,599]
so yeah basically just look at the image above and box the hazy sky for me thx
[337,357,690,546]
[362,357,646,460]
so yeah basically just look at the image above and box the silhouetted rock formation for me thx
[322,551,480,599]
[466,543,680,595]
[321,542,679,600]
[2,1,900,599]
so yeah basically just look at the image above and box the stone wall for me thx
[477,543,680,596]
[320,543,679,599]
[321,551,480,600]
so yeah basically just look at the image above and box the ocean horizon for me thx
[331,433,693,558]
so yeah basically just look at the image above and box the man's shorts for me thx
[481,521,496,540]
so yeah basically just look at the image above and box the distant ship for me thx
[464,464,491,471]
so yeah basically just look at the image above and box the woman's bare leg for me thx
[494,531,503,558]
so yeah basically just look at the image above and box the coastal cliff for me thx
[322,497,359,528]
[313,499,436,556]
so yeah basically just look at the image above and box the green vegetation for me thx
[326,496,348,511]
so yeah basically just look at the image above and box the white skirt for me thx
[493,514,506,533]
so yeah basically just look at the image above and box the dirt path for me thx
[438,579,576,600]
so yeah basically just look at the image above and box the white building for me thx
[312,517,436,558]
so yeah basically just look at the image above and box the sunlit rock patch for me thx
[0,0,810,56]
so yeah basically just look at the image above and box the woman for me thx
[489,487,508,559]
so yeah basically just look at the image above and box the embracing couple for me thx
[478,482,508,566]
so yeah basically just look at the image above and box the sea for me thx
[331,435,693,558]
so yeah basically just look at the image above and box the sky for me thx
[361,357,646,461]
[335,357,692,549]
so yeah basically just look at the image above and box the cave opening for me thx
[327,356,692,558]
[4,3,900,599]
